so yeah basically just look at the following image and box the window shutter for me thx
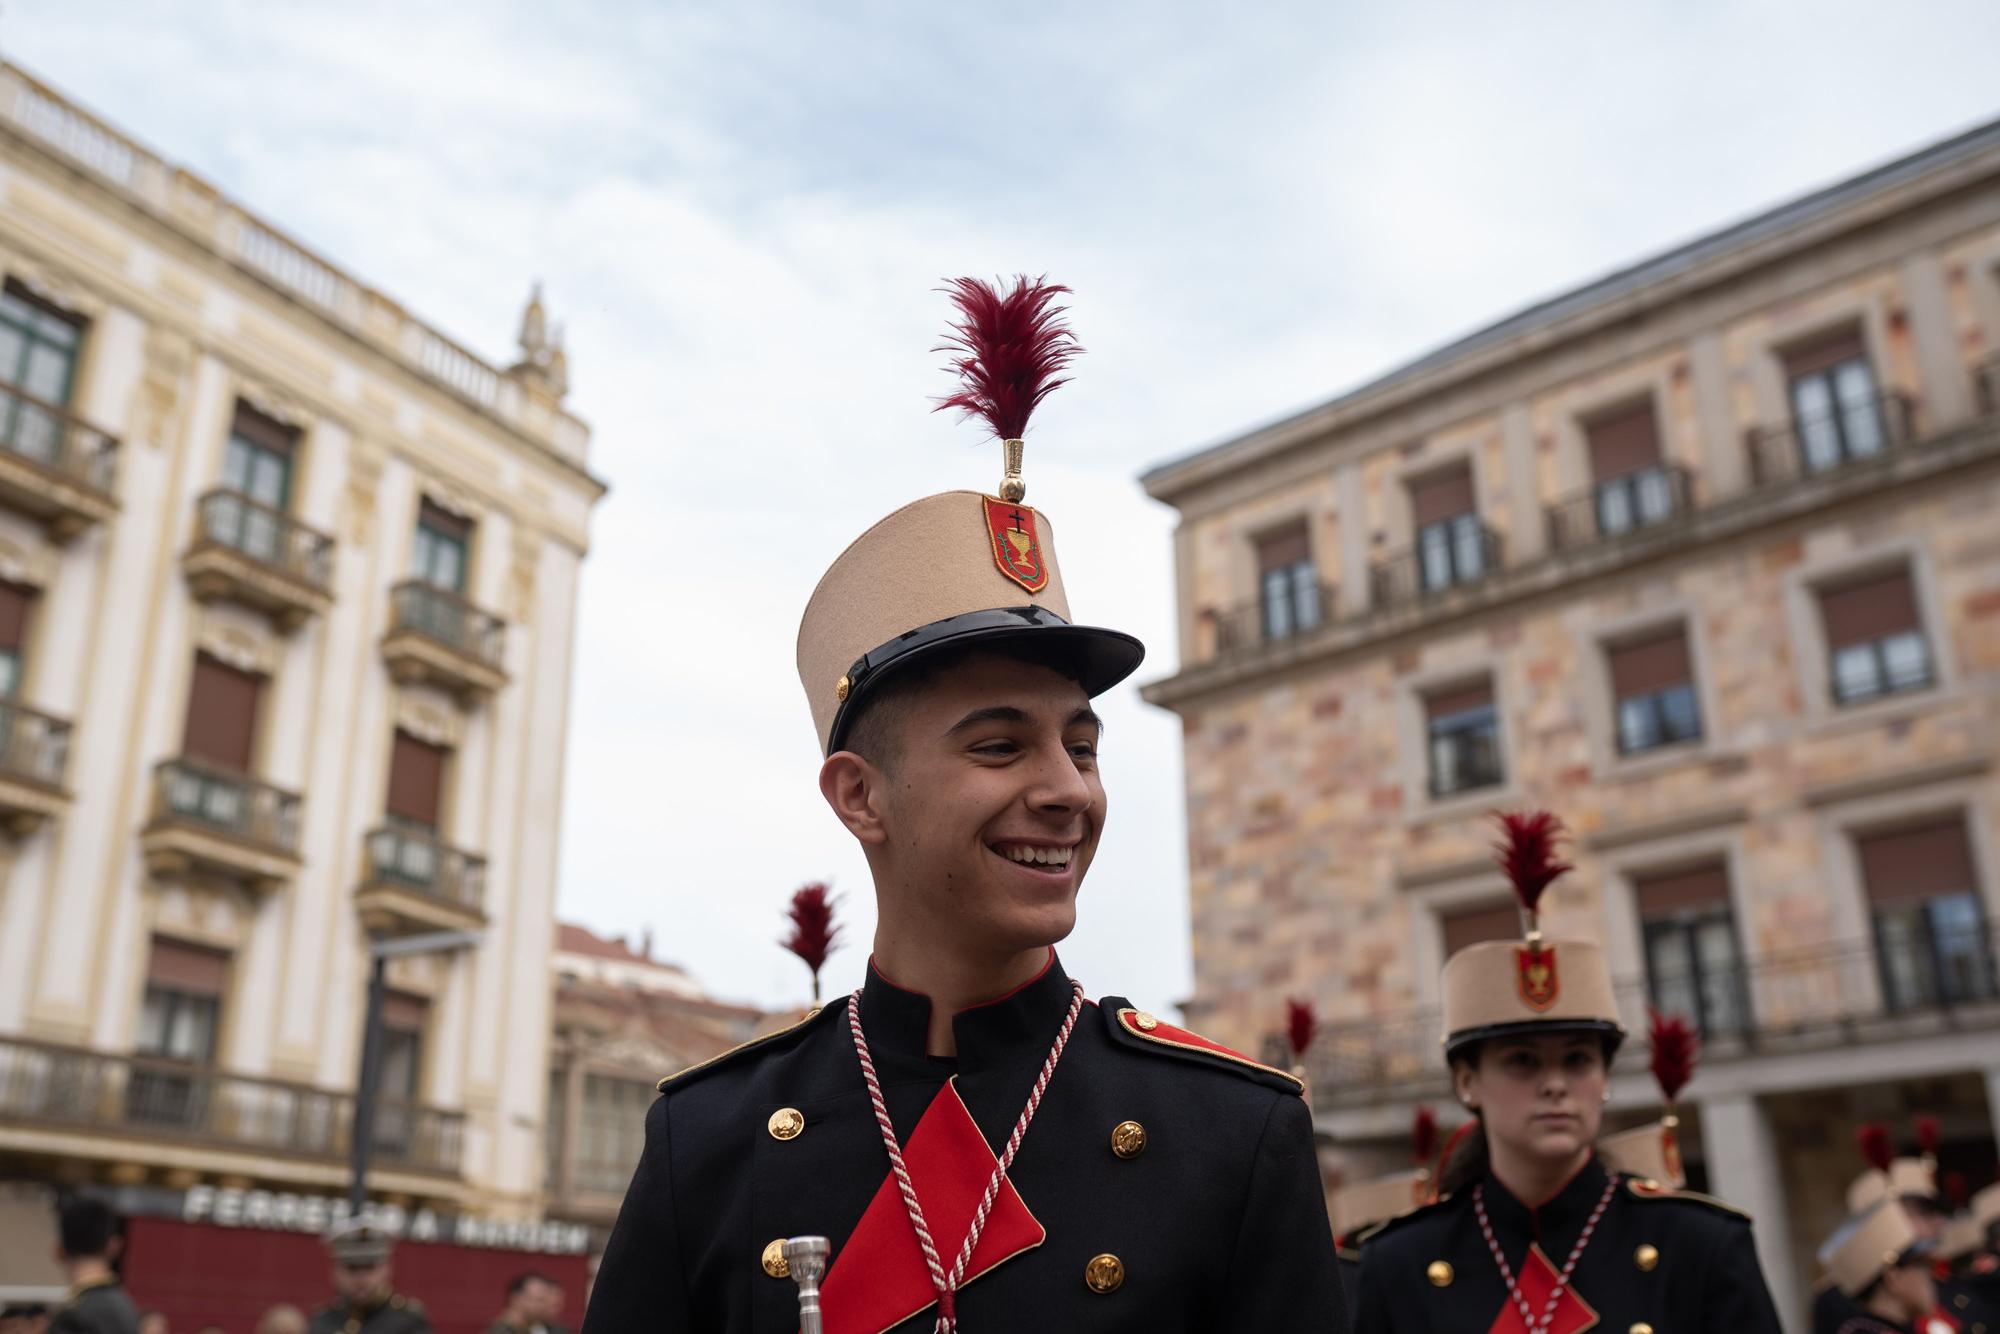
[1442,903,1522,957]
[1426,680,1493,721]
[1819,570,1920,650]
[1255,525,1311,573]
[229,400,299,456]
[1634,865,1731,919]
[385,731,448,829]
[1858,820,1978,906]
[147,937,230,996]
[1409,468,1476,527]
[182,654,263,772]
[1585,402,1662,481]
[1607,629,1694,699]
[418,499,474,541]
[381,989,431,1035]
[0,582,34,652]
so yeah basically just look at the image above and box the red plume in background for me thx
[1490,811,1573,918]
[1915,1114,1940,1159]
[1647,1009,1699,1103]
[781,882,844,1004]
[934,276,1082,441]
[1412,1105,1439,1171]
[1945,1170,1971,1210]
[1857,1122,1895,1175]
[1285,997,1317,1060]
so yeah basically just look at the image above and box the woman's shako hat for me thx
[796,278,1144,755]
[1441,811,1625,1060]
[1820,1200,1931,1298]
[1597,1009,1698,1186]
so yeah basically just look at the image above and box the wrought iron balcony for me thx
[182,488,335,631]
[0,698,72,835]
[1275,923,2000,1107]
[1746,390,1915,487]
[139,758,302,891]
[0,379,118,540]
[1370,519,1502,609]
[1545,463,1694,551]
[380,580,507,702]
[0,1036,463,1176]
[1209,580,1337,656]
[355,824,487,936]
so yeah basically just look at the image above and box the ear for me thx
[1452,1059,1479,1110]
[819,751,889,845]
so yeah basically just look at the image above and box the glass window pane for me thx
[1290,563,1320,632]
[248,451,288,508]
[0,325,26,383]
[1833,359,1877,407]
[1617,697,1655,752]
[1262,568,1291,638]
[1876,907,1931,1010]
[1832,644,1879,703]
[1660,683,1701,741]
[1882,632,1931,691]
[222,438,253,492]
[138,989,171,1053]
[1419,525,1452,592]
[1597,480,1634,535]
[1635,467,1674,524]
[21,343,70,403]
[1452,516,1485,579]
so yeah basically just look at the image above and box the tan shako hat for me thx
[1441,812,1625,1059]
[1939,1213,1985,1262]
[1598,1009,1698,1186]
[1820,1200,1930,1297]
[1847,1122,1941,1215]
[795,278,1143,756]
[1975,1181,2000,1230]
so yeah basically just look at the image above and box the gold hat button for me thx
[1110,1120,1147,1159]
[1635,1243,1659,1271]
[1426,1260,1453,1287]
[1132,1011,1159,1032]
[835,675,851,702]
[768,1107,805,1141]
[1629,1324,1654,1334]
[761,1238,790,1279]
[1084,1253,1125,1294]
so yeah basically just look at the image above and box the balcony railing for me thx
[1546,463,1694,551]
[0,379,118,494]
[192,488,334,590]
[1212,581,1337,654]
[1371,520,1502,609]
[0,1036,463,1175]
[1746,390,1915,487]
[364,825,487,914]
[0,698,70,788]
[1278,923,2000,1106]
[388,580,505,669]
[148,758,302,855]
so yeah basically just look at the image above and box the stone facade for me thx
[1143,117,2000,1330]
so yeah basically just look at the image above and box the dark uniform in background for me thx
[307,1222,433,1334]
[46,1277,138,1334]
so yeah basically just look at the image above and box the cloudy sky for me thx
[10,2,1998,1015]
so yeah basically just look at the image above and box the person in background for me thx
[47,1198,138,1334]
[252,1305,305,1334]
[484,1275,560,1334]
[1818,1201,1951,1334]
[133,1312,165,1334]
[305,1221,430,1334]
[2,1303,51,1334]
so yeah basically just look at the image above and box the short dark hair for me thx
[57,1196,118,1260]
[841,639,1086,769]
[507,1271,557,1297]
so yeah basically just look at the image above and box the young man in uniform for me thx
[47,1199,137,1334]
[582,278,1345,1331]
[306,1221,431,1334]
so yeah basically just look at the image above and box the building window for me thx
[0,281,85,463]
[1584,400,1676,536]
[1635,865,1747,1038]
[412,500,472,593]
[221,401,297,510]
[1410,467,1487,592]
[1607,627,1701,755]
[181,653,264,774]
[0,582,35,699]
[1425,681,1503,798]
[545,1066,566,1190]
[130,937,228,1130]
[373,990,429,1161]
[1859,819,1995,1011]
[578,1074,655,1193]
[1255,525,1319,641]
[1785,330,1884,472]
[385,730,448,834]
[1818,567,1933,706]
[1441,901,1522,958]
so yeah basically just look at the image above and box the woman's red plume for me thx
[780,882,844,1003]
[1915,1114,1940,1159]
[1285,998,1317,1060]
[1647,1008,1699,1103]
[1490,811,1572,918]
[1857,1122,1895,1175]
[934,276,1081,442]
[1412,1105,1439,1169]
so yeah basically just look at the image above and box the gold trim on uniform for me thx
[1084,1253,1125,1294]
[1427,1260,1454,1287]
[1114,1008,1306,1091]
[762,1238,791,1279]
[768,1107,805,1140]
[1110,1120,1147,1159]
[1634,1244,1659,1271]
[1132,1011,1159,1031]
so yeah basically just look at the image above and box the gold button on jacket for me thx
[1634,1243,1659,1271]
[767,1107,805,1141]
[1426,1260,1453,1287]
[1110,1120,1147,1159]
[1084,1253,1125,1294]
[761,1238,791,1279]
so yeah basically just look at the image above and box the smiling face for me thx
[1456,1031,1607,1170]
[822,648,1105,962]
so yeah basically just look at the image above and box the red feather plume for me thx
[933,275,1082,441]
[1857,1122,1895,1175]
[780,882,844,1001]
[1915,1114,1940,1158]
[1489,811,1573,917]
[1647,1008,1699,1103]
[1412,1105,1439,1169]
[1284,997,1317,1060]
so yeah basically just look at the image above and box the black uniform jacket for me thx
[306,1294,433,1334]
[1814,1268,1998,1334]
[47,1278,139,1334]
[582,953,1346,1332]
[1352,1154,1783,1332]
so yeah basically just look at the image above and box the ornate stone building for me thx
[1142,117,2000,1327]
[0,59,605,1229]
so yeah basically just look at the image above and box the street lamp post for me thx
[348,929,483,1212]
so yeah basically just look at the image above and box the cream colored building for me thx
[0,62,604,1222]
[1142,119,2000,1330]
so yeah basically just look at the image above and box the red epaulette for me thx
[1100,1001,1303,1093]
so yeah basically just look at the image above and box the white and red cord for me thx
[848,979,1085,1334]
[1473,1173,1619,1334]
